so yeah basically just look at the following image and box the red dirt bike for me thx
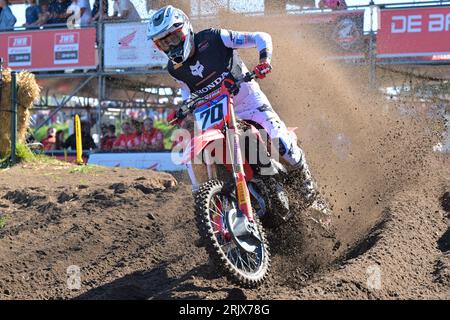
[171,72,297,287]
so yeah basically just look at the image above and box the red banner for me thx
[377,6,450,60]
[0,28,97,71]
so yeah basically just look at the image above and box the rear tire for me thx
[194,180,270,288]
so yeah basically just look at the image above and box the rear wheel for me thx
[194,180,270,288]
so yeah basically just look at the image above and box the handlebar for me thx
[169,71,257,125]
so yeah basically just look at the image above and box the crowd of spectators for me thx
[40,122,97,151]
[108,118,165,152]
[40,117,166,153]
[0,0,350,31]
[1,0,140,31]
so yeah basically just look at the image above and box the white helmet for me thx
[147,5,194,64]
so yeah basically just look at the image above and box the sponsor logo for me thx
[333,18,362,50]
[57,33,77,45]
[257,104,273,112]
[194,72,229,95]
[10,36,29,47]
[390,13,450,33]
[119,30,137,48]
[230,31,248,46]
[8,35,32,67]
[54,32,80,64]
[190,60,205,78]
[198,40,209,52]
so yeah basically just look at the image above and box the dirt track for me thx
[0,156,448,300]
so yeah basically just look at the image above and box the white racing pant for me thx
[187,81,306,189]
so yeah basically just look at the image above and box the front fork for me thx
[226,99,255,223]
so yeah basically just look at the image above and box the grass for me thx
[33,154,66,166]
[154,120,177,150]
[0,143,36,168]
[69,164,100,174]
[0,215,8,229]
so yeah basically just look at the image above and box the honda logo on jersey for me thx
[190,61,204,78]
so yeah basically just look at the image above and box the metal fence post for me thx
[368,1,377,89]
[10,71,17,165]
[97,0,105,139]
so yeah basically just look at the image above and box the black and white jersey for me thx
[167,28,273,101]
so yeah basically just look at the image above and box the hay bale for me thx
[0,69,40,158]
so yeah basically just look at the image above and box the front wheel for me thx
[194,180,270,288]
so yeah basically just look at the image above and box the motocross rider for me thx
[146,5,329,218]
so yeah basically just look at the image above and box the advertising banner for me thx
[377,6,450,60]
[104,22,168,69]
[0,28,97,71]
[88,152,185,172]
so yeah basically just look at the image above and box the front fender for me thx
[181,129,225,164]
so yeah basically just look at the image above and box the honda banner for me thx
[103,22,168,69]
[377,6,450,60]
[0,28,97,71]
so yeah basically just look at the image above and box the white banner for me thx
[88,152,185,172]
[104,22,168,69]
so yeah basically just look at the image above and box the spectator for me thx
[63,122,97,150]
[113,122,140,151]
[36,1,50,26]
[47,0,71,25]
[41,127,57,151]
[130,120,142,149]
[67,0,99,27]
[109,0,140,21]
[23,0,41,28]
[318,0,347,10]
[0,0,17,31]
[55,129,65,150]
[100,124,117,151]
[100,123,108,138]
[77,0,91,26]
[141,118,164,151]
[91,0,108,22]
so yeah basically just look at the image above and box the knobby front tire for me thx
[194,180,270,288]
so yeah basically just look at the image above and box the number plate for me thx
[193,95,229,131]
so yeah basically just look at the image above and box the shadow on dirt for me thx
[344,211,390,261]
[438,228,450,253]
[75,262,246,300]
[441,192,450,214]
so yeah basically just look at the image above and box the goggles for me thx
[154,27,186,53]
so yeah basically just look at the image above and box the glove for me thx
[168,108,186,126]
[254,61,272,79]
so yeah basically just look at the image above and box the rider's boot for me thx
[291,161,332,229]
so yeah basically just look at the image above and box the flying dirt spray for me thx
[186,8,446,285]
